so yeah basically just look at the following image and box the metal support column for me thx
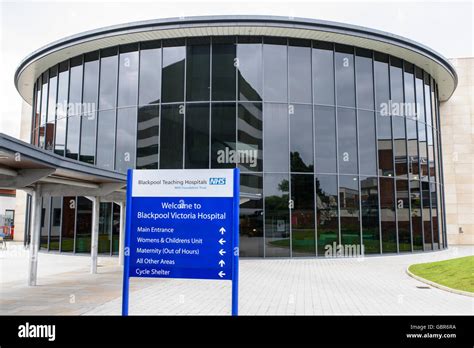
[90,196,100,274]
[28,184,42,286]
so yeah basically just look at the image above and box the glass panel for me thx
[33,79,41,146]
[431,182,439,249]
[40,197,50,249]
[264,173,290,257]
[237,102,262,172]
[112,203,121,255]
[391,58,407,178]
[237,37,262,101]
[358,110,377,175]
[312,41,334,105]
[424,73,432,127]
[335,45,355,107]
[263,103,288,172]
[360,176,380,254]
[99,47,118,110]
[422,181,432,250]
[263,39,287,102]
[355,49,374,110]
[186,40,210,101]
[55,62,69,156]
[96,110,116,170]
[185,103,209,169]
[46,68,58,151]
[377,112,394,176]
[291,174,315,256]
[49,197,62,251]
[137,105,159,169]
[415,67,425,123]
[61,196,75,252]
[162,41,185,103]
[115,107,137,173]
[39,73,48,149]
[212,38,235,101]
[99,202,112,254]
[290,104,313,172]
[316,174,338,255]
[139,41,161,105]
[211,103,236,168]
[374,53,389,113]
[404,63,416,118]
[410,180,423,250]
[160,104,184,169]
[117,45,139,107]
[407,119,419,179]
[396,179,411,251]
[339,175,360,247]
[80,112,96,164]
[240,173,263,257]
[380,177,397,253]
[337,108,357,174]
[288,41,311,103]
[314,106,336,173]
[75,197,92,253]
[428,126,436,181]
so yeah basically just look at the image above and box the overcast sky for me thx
[1,0,472,138]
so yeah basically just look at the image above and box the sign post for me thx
[122,168,239,316]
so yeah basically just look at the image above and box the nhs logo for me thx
[209,177,226,185]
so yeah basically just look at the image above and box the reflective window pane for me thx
[185,103,209,169]
[410,180,423,250]
[49,197,62,251]
[237,37,262,101]
[396,179,411,252]
[380,177,397,253]
[339,175,360,247]
[46,67,58,151]
[96,110,116,170]
[288,40,311,103]
[264,173,290,257]
[422,181,432,250]
[360,176,380,254]
[237,102,262,172]
[335,45,355,107]
[115,107,137,173]
[337,108,357,174]
[160,104,184,169]
[75,197,92,254]
[212,39,236,101]
[314,106,336,173]
[55,62,69,156]
[139,41,161,105]
[263,103,288,172]
[99,203,112,254]
[374,53,389,113]
[61,197,75,252]
[137,105,159,169]
[312,41,334,105]
[211,103,236,168]
[263,39,287,102]
[240,174,263,257]
[99,48,118,110]
[291,174,315,256]
[355,49,374,110]
[80,112,96,164]
[186,39,210,101]
[40,197,50,249]
[66,57,83,160]
[290,105,313,172]
[316,174,338,255]
[117,45,139,107]
[162,41,185,103]
[377,112,394,176]
[358,110,377,175]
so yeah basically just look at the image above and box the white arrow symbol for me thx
[219,227,226,235]
[219,260,225,267]
[218,271,226,278]
[218,238,226,245]
[219,249,226,256]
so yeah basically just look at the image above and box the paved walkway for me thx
[1,242,473,315]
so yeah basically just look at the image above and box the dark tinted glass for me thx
[212,41,236,100]
[112,203,121,254]
[339,175,360,246]
[80,112,96,164]
[185,103,209,168]
[315,174,338,254]
[117,47,139,107]
[358,110,377,175]
[115,107,137,173]
[66,57,83,160]
[422,181,432,250]
[335,45,355,107]
[419,123,428,180]
[137,105,159,169]
[337,108,357,174]
[374,53,389,113]
[139,43,161,105]
[237,39,262,101]
[96,110,116,170]
[290,105,313,172]
[49,197,61,250]
[46,69,58,151]
[377,112,394,176]
[240,173,263,257]
[263,41,287,102]
[407,119,419,178]
[160,104,184,168]
[211,103,236,168]
[360,176,380,253]
[404,63,416,118]
[40,197,50,249]
[75,197,92,253]
[291,174,315,256]
[162,45,185,103]
[186,42,210,101]
[314,106,336,173]
[312,41,334,105]
[98,202,112,254]
[82,52,99,112]
[393,114,407,177]
[380,177,397,252]
[410,180,423,250]
[396,179,411,251]
[263,103,288,172]
[415,68,425,123]
[55,62,69,156]
[237,102,262,172]
[289,43,311,103]
[431,182,439,249]
[61,197,75,252]
[99,48,118,109]
[355,49,374,109]
[264,173,290,257]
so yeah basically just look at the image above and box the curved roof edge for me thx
[14,15,458,103]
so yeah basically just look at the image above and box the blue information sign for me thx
[122,168,239,316]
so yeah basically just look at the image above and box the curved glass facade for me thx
[30,36,447,257]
